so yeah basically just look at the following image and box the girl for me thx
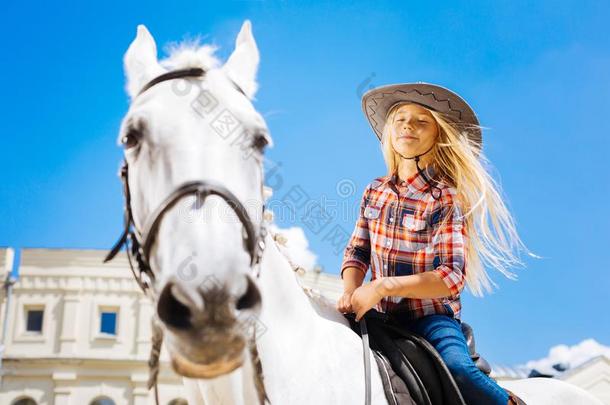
[337,83,534,404]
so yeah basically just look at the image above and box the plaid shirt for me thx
[340,165,467,320]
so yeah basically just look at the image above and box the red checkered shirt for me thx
[340,165,468,320]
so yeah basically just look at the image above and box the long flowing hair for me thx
[380,101,540,296]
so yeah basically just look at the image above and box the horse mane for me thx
[158,36,222,72]
[269,230,339,312]
[301,284,339,309]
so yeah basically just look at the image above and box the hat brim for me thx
[361,82,482,153]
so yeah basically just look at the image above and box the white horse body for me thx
[118,19,603,405]
[498,378,604,404]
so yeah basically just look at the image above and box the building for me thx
[557,356,610,404]
[0,247,187,405]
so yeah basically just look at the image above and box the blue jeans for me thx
[400,314,509,405]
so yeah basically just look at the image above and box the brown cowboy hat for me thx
[361,82,483,154]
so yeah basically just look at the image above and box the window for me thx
[100,311,117,335]
[16,304,47,342]
[26,309,43,333]
[12,397,37,405]
[92,305,121,341]
[90,397,115,405]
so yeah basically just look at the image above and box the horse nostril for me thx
[157,282,192,330]
[236,275,261,311]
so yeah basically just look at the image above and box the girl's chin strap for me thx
[395,143,442,200]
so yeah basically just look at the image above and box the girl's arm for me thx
[338,185,372,313]
[375,271,451,299]
[342,267,366,292]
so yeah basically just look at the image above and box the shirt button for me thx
[383,264,388,270]
[389,217,394,223]
[386,240,391,247]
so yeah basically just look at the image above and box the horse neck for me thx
[257,232,320,323]
[253,231,391,405]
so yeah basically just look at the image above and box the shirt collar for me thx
[379,165,438,195]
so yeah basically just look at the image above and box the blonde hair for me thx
[381,102,540,296]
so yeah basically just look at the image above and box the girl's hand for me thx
[336,289,356,314]
[351,280,385,321]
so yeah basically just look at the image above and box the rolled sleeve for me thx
[430,193,467,299]
[340,185,371,279]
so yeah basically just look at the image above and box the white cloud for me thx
[520,339,610,376]
[268,223,318,272]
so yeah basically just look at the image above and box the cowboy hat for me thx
[361,82,483,154]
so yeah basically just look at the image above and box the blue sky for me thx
[1,1,609,366]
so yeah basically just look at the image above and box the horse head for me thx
[105,20,273,380]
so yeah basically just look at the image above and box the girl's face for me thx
[390,103,439,159]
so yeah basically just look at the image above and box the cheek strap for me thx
[395,142,442,201]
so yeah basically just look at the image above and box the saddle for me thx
[344,309,492,405]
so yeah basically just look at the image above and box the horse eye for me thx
[252,132,270,152]
[121,129,142,149]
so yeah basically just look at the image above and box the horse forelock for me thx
[159,37,222,73]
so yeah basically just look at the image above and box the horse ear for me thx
[123,24,166,101]
[222,20,260,100]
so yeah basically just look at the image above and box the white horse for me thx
[116,20,603,405]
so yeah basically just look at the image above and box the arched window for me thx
[168,399,188,405]
[89,397,116,405]
[12,397,37,405]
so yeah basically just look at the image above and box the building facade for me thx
[0,247,187,405]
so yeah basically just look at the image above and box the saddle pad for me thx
[372,349,416,405]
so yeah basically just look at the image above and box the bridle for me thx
[102,66,271,404]
[103,67,268,296]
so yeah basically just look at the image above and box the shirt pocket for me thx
[363,204,383,246]
[364,204,382,220]
[400,211,430,251]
